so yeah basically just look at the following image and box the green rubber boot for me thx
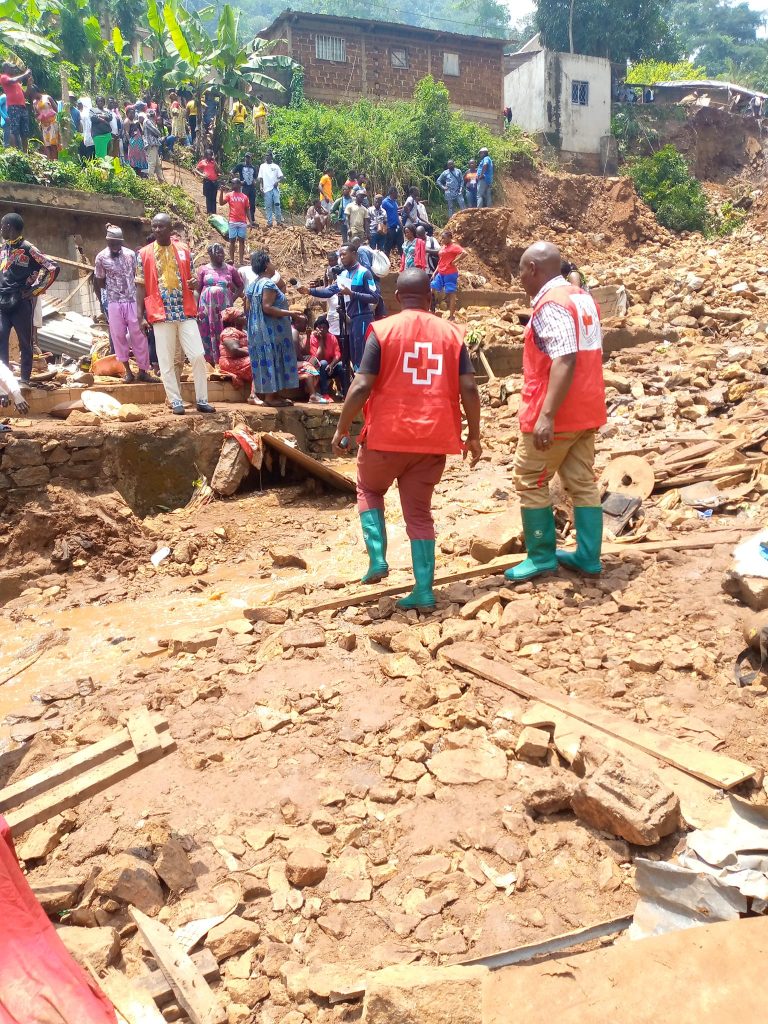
[396,540,436,611]
[504,506,558,583]
[556,506,603,575]
[360,509,389,584]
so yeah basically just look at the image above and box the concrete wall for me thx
[558,52,611,153]
[503,50,550,135]
[504,50,611,154]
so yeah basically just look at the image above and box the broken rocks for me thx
[94,852,165,916]
[363,964,488,1024]
[427,733,507,785]
[57,926,120,972]
[285,848,328,888]
[206,914,260,960]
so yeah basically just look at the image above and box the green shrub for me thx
[221,76,536,216]
[0,151,195,223]
[628,144,709,233]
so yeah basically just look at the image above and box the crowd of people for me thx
[0,62,270,170]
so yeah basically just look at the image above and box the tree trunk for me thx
[569,0,575,53]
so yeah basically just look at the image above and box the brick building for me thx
[259,10,506,129]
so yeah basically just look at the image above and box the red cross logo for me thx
[403,341,443,385]
[582,312,593,328]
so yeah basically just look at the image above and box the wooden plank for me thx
[5,729,175,836]
[96,968,166,1024]
[129,908,226,1024]
[0,716,170,813]
[262,432,356,493]
[301,530,749,612]
[444,644,755,790]
[0,650,46,688]
[459,915,633,969]
[127,710,162,762]
[48,254,95,271]
[134,949,219,1008]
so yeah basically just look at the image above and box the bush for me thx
[221,76,536,216]
[0,151,196,223]
[628,145,709,233]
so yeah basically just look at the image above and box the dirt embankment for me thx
[447,172,667,283]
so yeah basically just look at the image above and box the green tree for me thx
[626,59,707,83]
[668,0,768,77]
[535,0,680,63]
[0,0,59,57]
[629,144,709,233]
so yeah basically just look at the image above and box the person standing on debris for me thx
[31,89,61,160]
[319,167,334,214]
[431,229,466,321]
[402,187,431,233]
[506,240,605,583]
[219,176,251,266]
[0,63,32,151]
[381,187,403,255]
[345,190,368,243]
[464,159,478,208]
[195,148,221,216]
[476,148,494,208]
[331,268,481,608]
[436,160,466,218]
[136,213,215,415]
[233,152,258,227]
[252,96,268,138]
[197,242,244,366]
[245,249,300,407]
[257,151,285,228]
[0,213,58,386]
[94,225,158,384]
[331,185,353,244]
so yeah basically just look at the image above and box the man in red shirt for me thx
[331,269,482,610]
[0,63,32,151]
[218,176,250,266]
[430,229,466,320]
[507,239,605,583]
[195,148,220,215]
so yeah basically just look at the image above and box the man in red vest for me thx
[331,269,482,610]
[506,240,606,583]
[136,213,215,415]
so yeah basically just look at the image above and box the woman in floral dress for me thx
[125,119,148,175]
[196,243,243,365]
[245,249,300,407]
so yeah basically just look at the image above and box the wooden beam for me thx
[129,908,226,1024]
[4,726,175,836]
[134,950,219,1008]
[262,432,355,493]
[127,710,163,762]
[0,715,170,813]
[301,530,748,612]
[95,968,166,1024]
[444,644,755,790]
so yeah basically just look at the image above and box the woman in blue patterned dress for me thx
[245,250,300,407]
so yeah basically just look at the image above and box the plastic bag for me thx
[208,214,229,239]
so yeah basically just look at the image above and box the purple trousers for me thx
[107,300,150,369]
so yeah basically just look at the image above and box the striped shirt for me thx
[531,276,578,359]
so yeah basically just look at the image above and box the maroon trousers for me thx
[356,446,446,540]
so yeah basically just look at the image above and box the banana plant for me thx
[0,0,59,56]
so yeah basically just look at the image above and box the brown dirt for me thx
[448,171,667,283]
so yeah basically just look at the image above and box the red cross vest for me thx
[138,240,198,324]
[519,284,606,434]
[361,308,464,454]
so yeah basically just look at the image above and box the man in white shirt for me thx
[0,359,29,413]
[257,151,285,228]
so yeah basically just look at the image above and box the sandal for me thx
[121,372,136,384]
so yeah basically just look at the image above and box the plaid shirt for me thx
[531,276,578,359]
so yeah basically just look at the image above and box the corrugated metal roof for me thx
[653,80,768,100]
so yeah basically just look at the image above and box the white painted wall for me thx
[504,49,611,155]
[504,49,550,135]
[558,52,611,154]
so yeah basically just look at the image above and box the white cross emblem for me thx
[403,341,443,386]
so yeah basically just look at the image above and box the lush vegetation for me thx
[535,0,679,64]
[0,150,196,221]
[625,59,707,84]
[628,145,710,233]
[221,77,536,217]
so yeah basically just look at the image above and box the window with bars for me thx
[571,80,589,105]
[391,48,409,69]
[443,51,460,76]
[315,34,347,62]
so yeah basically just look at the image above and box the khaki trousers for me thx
[514,429,600,509]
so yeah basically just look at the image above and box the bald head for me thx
[395,269,431,311]
[519,240,563,299]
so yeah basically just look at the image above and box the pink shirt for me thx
[309,331,341,362]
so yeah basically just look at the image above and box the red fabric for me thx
[138,240,198,324]
[436,243,465,276]
[309,330,341,362]
[223,191,250,224]
[361,309,464,455]
[0,75,25,107]
[0,816,118,1024]
[400,239,426,272]
[519,284,606,434]
[196,158,219,181]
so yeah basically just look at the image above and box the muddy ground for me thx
[3,159,768,1023]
